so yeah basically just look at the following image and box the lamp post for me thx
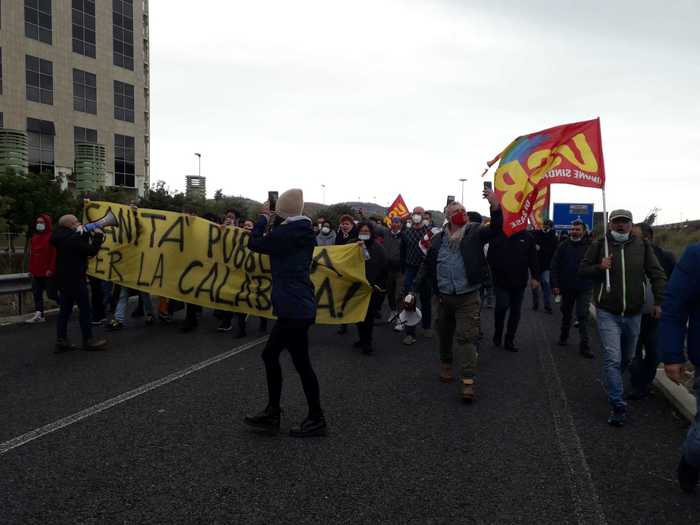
[194,153,201,177]
[321,184,326,204]
[458,178,467,203]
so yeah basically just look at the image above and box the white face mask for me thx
[36,223,46,232]
[610,231,630,242]
[570,236,582,242]
[358,233,371,241]
[321,227,330,234]
[422,219,429,226]
[412,214,422,224]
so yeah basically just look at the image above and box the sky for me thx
[150,0,700,223]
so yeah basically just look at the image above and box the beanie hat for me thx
[276,188,304,219]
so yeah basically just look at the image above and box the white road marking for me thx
[533,317,608,525]
[0,336,268,456]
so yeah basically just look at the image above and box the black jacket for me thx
[248,216,317,320]
[550,238,592,292]
[652,244,676,279]
[335,228,357,246]
[364,240,389,289]
[488,230,539,289]
[51,226,103,293]
[383,230,402,269]
[413,208,503,295]
[533,229,558,272]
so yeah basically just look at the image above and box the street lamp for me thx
[321,184,326,204]
[194,153,201,177]
[458,178,467,203]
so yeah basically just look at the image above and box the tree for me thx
[214,188,224,201]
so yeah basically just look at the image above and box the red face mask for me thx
[451,211,467,226]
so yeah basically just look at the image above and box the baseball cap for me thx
[609,209,633,222]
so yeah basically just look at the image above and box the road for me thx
[0,302,698,524]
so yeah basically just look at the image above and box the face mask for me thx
[422,219,430,226]
[412,214,422,224]
[36,223,46,232]
[358,233,371,241]
[610,231,630,242]
[321,227,330,234]
[451,211,467,227]
[570,236,582,242]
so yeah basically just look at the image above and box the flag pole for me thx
[601,187,611,293]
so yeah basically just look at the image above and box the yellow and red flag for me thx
[385,194,410,225]
[487,118,605,236]
[529,186,550,230]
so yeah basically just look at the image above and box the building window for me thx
[74,126,97,144]
[25,0,52,45]
[0,48,3,95]
[113,0,134,70]
[0,113,4,128]
[27,118,55,175]
[73,69,97,114]
[72,0,96,58]
[26,55,53,105]
[114,134,135,187]
[114,80,134,122]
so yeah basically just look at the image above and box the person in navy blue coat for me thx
[244,189,326,438]
[659,242,700,493]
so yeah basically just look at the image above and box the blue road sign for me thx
[553,203,594,232]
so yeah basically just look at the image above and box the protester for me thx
[316,221,337,246]
[400,206,432,345]
[88,276,111,326]
[244,188,326,437]
[383,217,404,326]
[467,212,495,312]
[335,215,357,245]
[409,192,502,400]
[551,220,594,358]
[26,214,57,323]
[487,229,539,352]
[108,286,154,330]
[627,222,676,399]
[51,215,107,352]
[422,211,434,228]
[353,221,388,354]
[579,209,666,427]
[532,219,557,313]
[658,242,700,493]
[216,210,240,333]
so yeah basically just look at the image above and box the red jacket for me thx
[28,214,56,277]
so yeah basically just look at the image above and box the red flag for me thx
[529,186,550,230]
[489,118,605,236]
[385,194,410,225]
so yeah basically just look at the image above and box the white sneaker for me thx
[393,321,404,332]
[25,311,45,324]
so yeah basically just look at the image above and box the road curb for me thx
[589,305,695,423]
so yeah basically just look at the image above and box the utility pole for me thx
[458,178,467,203]
[321,184,326,204]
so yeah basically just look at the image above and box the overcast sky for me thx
[150,0,699,223]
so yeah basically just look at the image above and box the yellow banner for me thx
[85,202,372,324]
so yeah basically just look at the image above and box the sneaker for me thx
[402,335,416,346]
[244,407,281,435]
[290,416,327,437]
[393,322,404,332]
[607,409,626,427]
[144,314,154,326]
[83,338,108,351]
[25,311,45,324]
[218,320,233,332]
[91,317,106,326]
[54,339,77,354]
[158,313,172,324]
[107,320,123,332]
[678,456,700,494]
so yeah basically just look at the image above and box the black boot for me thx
[54,338,78,354]
[290,415,327,437]
[679,456,700,494]
[579,343,594,359]
[244,407,281,435]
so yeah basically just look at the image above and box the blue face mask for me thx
[358,234,371,241]
[610,231,630,242]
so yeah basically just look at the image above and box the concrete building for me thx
[0,0,150,195]
[186,175,206,201]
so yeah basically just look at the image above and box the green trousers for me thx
[435,291,481,379]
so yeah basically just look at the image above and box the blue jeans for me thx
[115,288,153,323]
[683,375,700,468]
[404,265,431,333]
[532,270,552,309]
[596,308,642,410]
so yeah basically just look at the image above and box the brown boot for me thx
[439,363,453,383]
[461,378,475,402]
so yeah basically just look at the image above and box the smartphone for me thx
[268,191,279,212]
[446,195,455,206]
[483,181,493,191]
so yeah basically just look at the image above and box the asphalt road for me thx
[1,300,699,524]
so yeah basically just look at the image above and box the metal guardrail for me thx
[0,273,32,315]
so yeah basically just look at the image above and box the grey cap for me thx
[609,209,633,222]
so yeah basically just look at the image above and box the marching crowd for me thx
[21,187,700,493]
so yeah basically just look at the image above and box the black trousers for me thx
[494,286,525,344]
[357,292,383,345]
[57,281,92,342]
[560,288,592,346]
[630,314,659,392]
[262,318,321,418]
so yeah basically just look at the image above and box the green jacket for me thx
[578,233,666,316]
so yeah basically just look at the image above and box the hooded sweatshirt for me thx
[29,214,56,277]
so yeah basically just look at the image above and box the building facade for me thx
[0,0,150,195]
[186,175,206,201]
